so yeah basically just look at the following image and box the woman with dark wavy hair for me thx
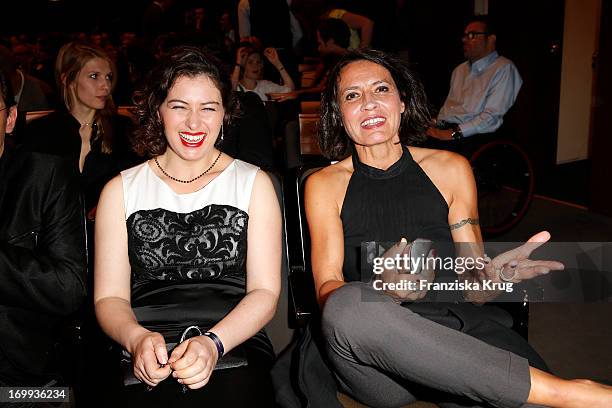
[305,49,612,407]
[94,46,280,406]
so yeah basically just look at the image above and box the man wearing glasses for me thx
[427,15,522,140]
[0,70,86,394]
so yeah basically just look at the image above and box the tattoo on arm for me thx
[449,218,480,230]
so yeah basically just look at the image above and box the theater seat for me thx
[25,109,54,123]
[264,171,294,354]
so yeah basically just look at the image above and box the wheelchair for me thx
[425,132,535,238]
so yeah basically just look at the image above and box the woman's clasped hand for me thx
[129,329,220,389]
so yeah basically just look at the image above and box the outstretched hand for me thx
[480,231,564,283]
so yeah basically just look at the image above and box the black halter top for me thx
[340,146,453,282]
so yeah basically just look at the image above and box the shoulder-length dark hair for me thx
[132,45,237,157]
[318,49,431,160]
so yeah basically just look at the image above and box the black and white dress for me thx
[119,159,274,406]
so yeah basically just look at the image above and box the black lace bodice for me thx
[127,204,249,285]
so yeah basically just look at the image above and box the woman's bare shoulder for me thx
[305,158,353,201]
[407,146,474,207]
[408,146,470,174]
[308,157,352,184]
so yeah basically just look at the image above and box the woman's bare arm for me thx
[304,167,348,308]
[94,174,172,386]
[197,170,282,353]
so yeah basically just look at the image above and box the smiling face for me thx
[158,74,224,162]
[337,60,405,147]
[69,57,113,111]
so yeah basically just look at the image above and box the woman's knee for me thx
[321,282,384,346]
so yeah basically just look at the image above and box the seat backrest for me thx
[264,171,295,353]
[25,109,54,123]
[282,165,327,327]
[298,113,322,156]
[300,101,321,114]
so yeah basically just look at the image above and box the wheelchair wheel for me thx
[469,140,535,236]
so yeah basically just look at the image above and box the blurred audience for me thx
[219,10,237,54]
[232,45,295,102]
[237,0,301,88]
[274,17,350,103]
[142,0,176,46]
[238,0,303,49]
[0,44,55,113]
[324,3,373,49]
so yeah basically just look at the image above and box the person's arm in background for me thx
[237,0,251,40]
[456,63,522,137]
[267,62,331,102]
[288,6,303,48]
[264,47,295,90]
[339,11,374,48]
[0,157,86,316]
[232,46,249,90]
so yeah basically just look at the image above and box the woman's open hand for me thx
[483,231,564,283]
[168,335,219,390]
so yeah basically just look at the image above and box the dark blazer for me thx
[0,147,86,384]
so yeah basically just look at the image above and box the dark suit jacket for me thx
[0,147,86,384]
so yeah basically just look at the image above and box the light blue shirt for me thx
[437,51,522,137]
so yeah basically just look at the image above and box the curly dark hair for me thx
[132,45,237,157]
[318,49,431,160]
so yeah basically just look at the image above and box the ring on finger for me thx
[498,265,518,282]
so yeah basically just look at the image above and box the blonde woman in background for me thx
[25,41,138,214]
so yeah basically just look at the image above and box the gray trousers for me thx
[321,282,543,408]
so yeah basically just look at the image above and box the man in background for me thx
[427,15,522,141]
[0,70,85,392]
